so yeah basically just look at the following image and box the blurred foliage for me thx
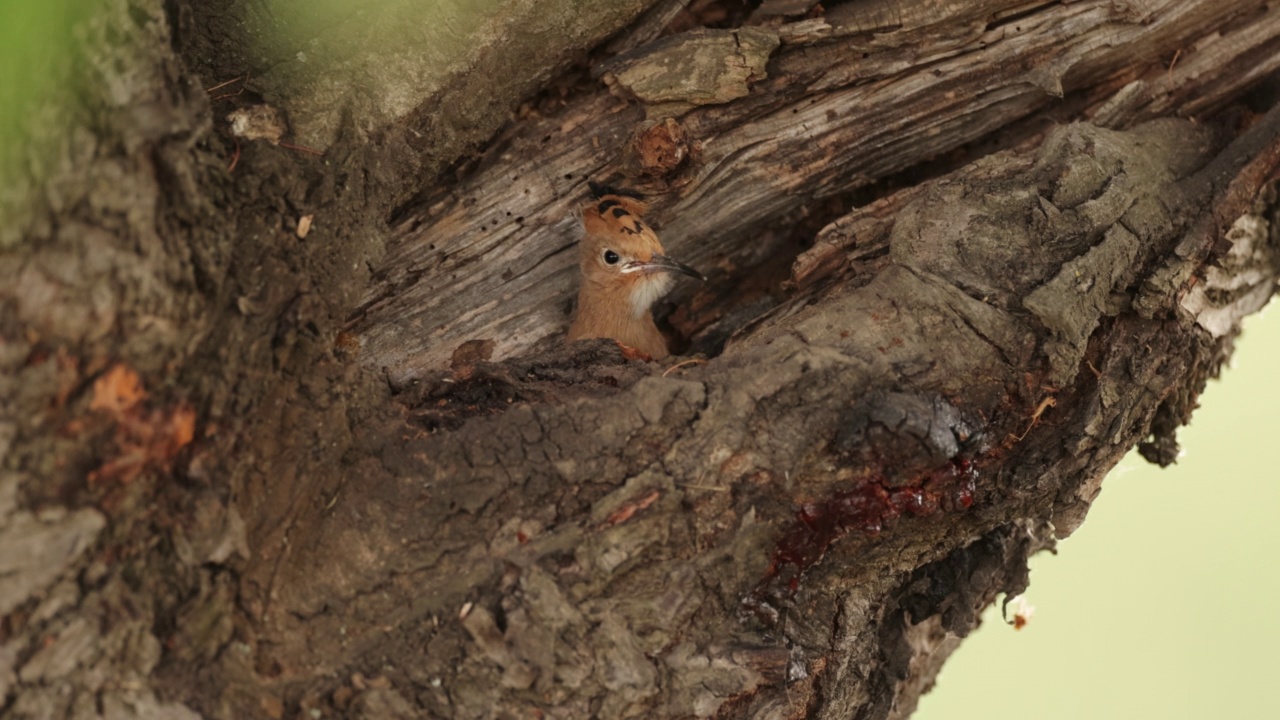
[0,0,89,230]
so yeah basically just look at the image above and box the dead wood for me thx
[251,107,1279,718]
[350,0,1280,382]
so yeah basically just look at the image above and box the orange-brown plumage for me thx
[567,184,703,359]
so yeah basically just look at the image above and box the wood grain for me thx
[349,0,1280,384]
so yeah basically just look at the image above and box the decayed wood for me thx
[349,0,1280,382]
[254,109,1280,717]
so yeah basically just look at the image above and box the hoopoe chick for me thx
[567,183,704,360]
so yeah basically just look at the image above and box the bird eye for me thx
[603,250,620,265]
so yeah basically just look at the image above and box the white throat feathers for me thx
[628,272,675,318]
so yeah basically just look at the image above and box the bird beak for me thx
[625,254,706,281]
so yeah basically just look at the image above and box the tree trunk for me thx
[2,1,1278,719]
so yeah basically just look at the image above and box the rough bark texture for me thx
[2,1,1279,719]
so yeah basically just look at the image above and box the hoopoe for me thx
[567,182,704,359]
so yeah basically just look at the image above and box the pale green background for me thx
[917,303,1280,719]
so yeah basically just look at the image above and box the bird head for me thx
[577,183,704,318]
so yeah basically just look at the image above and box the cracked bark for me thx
[2,1,1279,719]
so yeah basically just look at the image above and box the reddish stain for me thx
[763,458,979,590]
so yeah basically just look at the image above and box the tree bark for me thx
[1,1,1278,719]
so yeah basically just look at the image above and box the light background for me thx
[915,303,1280,719]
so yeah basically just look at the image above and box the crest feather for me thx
[582,182,655,242]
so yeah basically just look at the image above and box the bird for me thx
[567,182,704,360]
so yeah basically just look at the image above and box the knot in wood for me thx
[634,118,691,178]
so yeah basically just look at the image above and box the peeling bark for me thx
[2,1,1279,719]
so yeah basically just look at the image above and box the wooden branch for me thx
[248,105,1280,716]
[349,0,1280,382]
